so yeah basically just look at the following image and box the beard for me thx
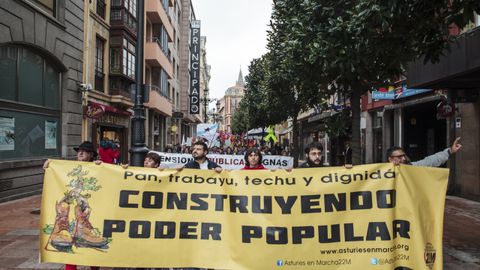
[307,158,323,167]
[193,153,206,161]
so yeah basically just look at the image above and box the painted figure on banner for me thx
[43,141,106,270]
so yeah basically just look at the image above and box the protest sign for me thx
[153,152,294,169]
[41,160,448,269]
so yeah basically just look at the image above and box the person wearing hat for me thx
[43,141,101,169]
[43,141,104,270]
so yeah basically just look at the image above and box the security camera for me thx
[78,83,93,91]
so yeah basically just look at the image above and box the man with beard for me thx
[298,141,324,168]
[183,141,222,172]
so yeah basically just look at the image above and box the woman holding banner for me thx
[242,148,266,170]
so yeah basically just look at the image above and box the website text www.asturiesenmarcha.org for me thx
[319,244,410,255]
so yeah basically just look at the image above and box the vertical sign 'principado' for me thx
[189,20,201,114]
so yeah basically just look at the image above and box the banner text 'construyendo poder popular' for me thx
[40,160,448,269]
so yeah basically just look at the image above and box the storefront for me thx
[0,0,85,201]
[84,101,131,164]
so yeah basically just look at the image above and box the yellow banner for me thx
[40,160,448,269]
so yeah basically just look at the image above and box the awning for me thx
[383,95,442,111]
[84,101,132,119]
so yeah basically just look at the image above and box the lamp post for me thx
[129,0,148,166]
[203,87,209,123]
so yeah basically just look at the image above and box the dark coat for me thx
[298,161,324,168]
[184,159,221,169]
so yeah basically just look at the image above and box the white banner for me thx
[153,152,294,170]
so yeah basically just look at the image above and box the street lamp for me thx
[200,87,217,123]
[129,0,148,166]
[202,87,209,123]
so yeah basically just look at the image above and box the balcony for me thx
[145,85,173,117]
[146,0,174,40]
[407,27,480,89]
[145,38,173,78]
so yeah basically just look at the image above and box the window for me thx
[95,37,105,91]
[122,38,136,78]
[0,45,61,160]
[110,0,137,32]
[32,0,56,17]
[0,47,61,109]
[160,69,168,97]
[110,47,121,74]
[111,0,121,7]
[126,0,137,18]
[153,24,169,56]
[97,0,106,19]
[111,10,121,21]
[151,68,169,98]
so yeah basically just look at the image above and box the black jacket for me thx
[183,158,221,169]
[298,161,324,168]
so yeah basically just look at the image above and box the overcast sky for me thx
[191,0,273,102]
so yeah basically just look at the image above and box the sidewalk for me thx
[0,195,479,269]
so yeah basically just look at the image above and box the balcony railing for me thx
[146,36,170,61]
[147,84,171,102]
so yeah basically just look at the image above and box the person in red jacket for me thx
[242,148,266,170]
[98,139,120,164]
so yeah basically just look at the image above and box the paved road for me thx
[0,195,479,269]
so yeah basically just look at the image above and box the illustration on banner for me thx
[43,165,110,253]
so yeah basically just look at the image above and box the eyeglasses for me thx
[390,154,406,158]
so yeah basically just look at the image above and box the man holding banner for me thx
[184,141,222,172]
[387,137,462,167]
[41,160,450,269]
[298,142,324,168]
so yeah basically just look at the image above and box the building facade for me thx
[0,0,85,201]
[144,0,174,152]
[177,0,201,140]
[82,0,133,165]
[218,70,244,133]
[406,18,480,200]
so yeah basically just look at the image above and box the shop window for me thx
[0,45,61,160]
[0,47,17,101]
[18,49,44,106]
[45,64,60,108]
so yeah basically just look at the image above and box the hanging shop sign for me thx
[189,20,201,114]
[84,101,132,120]
[372,85,431,100]
[436,100,456,119]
